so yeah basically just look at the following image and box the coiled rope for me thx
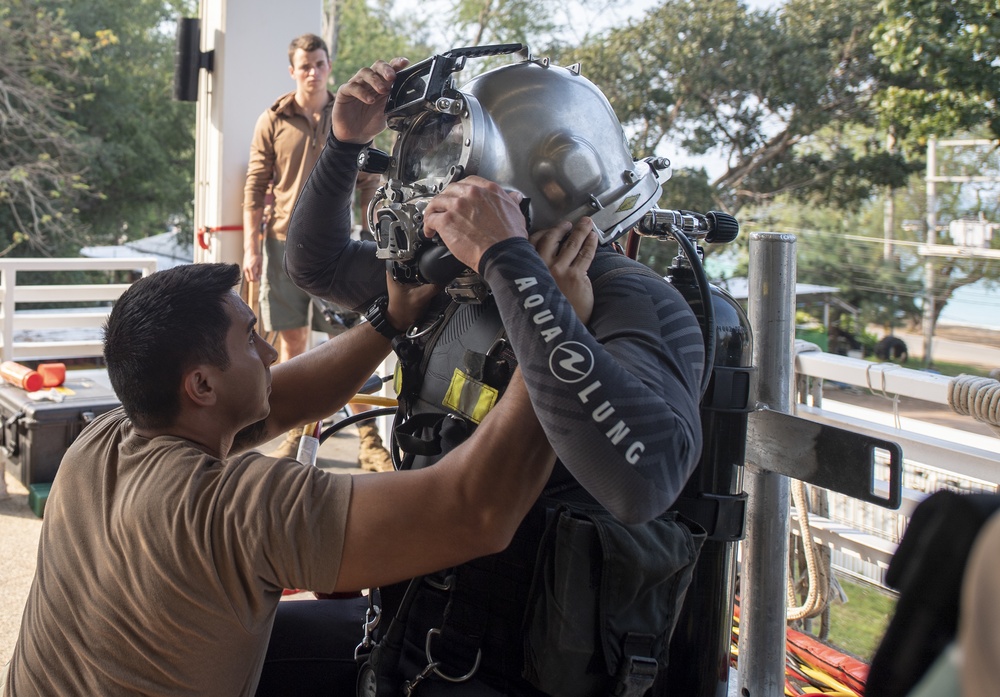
[948,374,1000,437]
[787,480,827,621]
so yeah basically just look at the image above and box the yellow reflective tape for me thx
[393,362,403,395]
[442,368,498,424]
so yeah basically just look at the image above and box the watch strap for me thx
[364,295,401,340]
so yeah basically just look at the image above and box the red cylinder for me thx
[37,362,66,388]
[0,361,43,391]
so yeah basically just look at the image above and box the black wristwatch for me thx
[364,295,401,340]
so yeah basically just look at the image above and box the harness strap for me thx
[426,563,492,681]
[393,412,453,457]
[613,633,660,697]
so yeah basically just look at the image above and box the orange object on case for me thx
[37,363,66,388]
[0,361,42,392]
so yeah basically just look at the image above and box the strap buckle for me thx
[613,655,658,697]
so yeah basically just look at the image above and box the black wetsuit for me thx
[286,133,706,694]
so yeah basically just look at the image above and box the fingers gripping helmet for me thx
[363,45,669,294]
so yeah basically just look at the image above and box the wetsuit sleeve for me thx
[284,132,387,311]
[480,239,704,524]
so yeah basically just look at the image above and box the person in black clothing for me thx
[285,54,706,696]
[875,335,909,363]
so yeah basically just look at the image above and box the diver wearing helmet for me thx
[286,51,706,696]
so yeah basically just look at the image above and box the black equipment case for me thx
[0,370,120,487]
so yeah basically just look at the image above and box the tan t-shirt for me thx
[4,408,352,696]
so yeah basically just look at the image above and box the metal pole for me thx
[884,130,896,262]
[923,139,937,367]
[739,232,797,697]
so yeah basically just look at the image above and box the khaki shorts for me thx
[260,237,356,335]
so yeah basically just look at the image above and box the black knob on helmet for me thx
[705,211,740,244]
[358,148,392,174]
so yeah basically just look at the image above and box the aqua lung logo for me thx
[550,342,594,383]
[514,274,646,464]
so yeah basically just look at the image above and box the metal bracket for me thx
[746,408,902,509]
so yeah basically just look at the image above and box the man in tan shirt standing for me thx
[243,34,389,468]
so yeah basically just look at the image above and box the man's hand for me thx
[243,248,262,284]
[385,272,439,333]
[333,58,409,145]
[422,176,528,272]
[530,218,599,324]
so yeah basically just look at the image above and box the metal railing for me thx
[0,258,157,362]
[792,348,1000,586]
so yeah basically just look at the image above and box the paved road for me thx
[892,329,1000,371]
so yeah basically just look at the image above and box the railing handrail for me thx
[796,345,955,406]
[0,257,157,362]
[0,258,158,272]
[793,346,999,590]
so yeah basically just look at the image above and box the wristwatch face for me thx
[357,662,377,697]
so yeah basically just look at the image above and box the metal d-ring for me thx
[406,312,445,340]
[423,573,455,591]
[425,628,481,683]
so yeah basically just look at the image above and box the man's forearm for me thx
[243,208,264,253]
[264,322,394,437]
[451,371,555,547]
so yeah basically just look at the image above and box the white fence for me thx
[0,258,158,362]
[792,348,1000,587]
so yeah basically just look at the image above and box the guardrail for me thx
[0,258,158,363]
[792,346,1000,586]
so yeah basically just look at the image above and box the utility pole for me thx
[922,138,1000,368]
[883,130,896,262]
[922,140,937,367]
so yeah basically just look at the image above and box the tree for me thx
[755,197,924,332]
[35,0,198,250]
[567,0,914,214]
[327,0,434,87]
[445,0,557,47]
[874,0,1000,142]
[0,0,100,255]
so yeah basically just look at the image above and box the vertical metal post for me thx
[0,266,15,362]
[883,130,896,262]
[923,138,937,367]
[738,232,797,697]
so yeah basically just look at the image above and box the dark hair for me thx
[288,33,329,65]
[103,263,241,429]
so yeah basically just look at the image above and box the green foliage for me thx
[450,0,557,47]
[742,194,924,330]
[823,577,896,662]
[0,0,97,255]
[750,136,920,213]
[874,0,1000,142]
[566,0,907,214]
[36,0,198,250]
[331,0,434,86]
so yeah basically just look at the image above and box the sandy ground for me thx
[926,324,1000,349]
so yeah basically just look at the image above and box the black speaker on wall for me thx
[174,17,208,102]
